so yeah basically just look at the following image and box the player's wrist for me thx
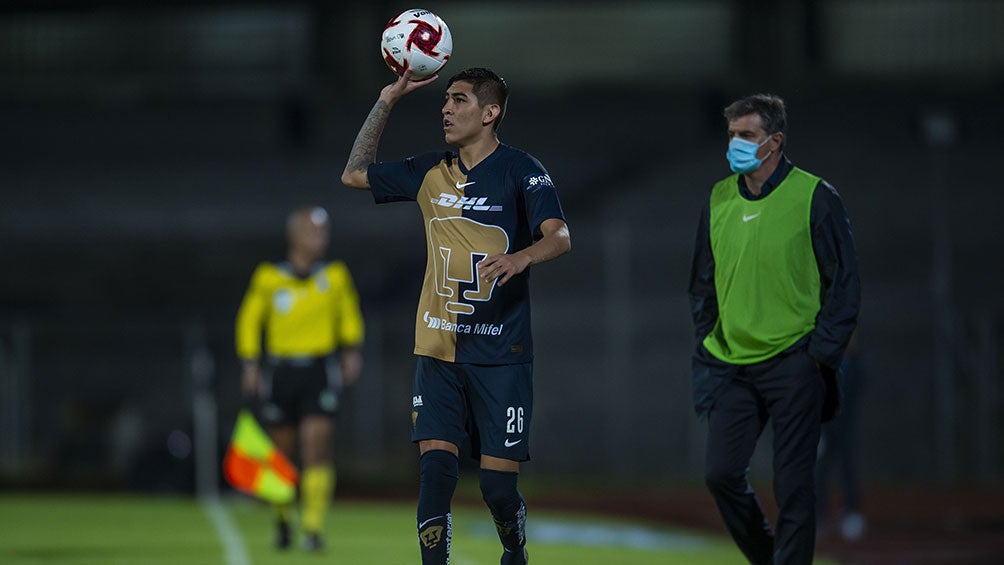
[516,250,535,268]
[378,90,401,107]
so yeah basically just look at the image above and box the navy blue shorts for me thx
[411,356,533,462]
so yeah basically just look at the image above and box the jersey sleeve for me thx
[520,159,566,240]
[328,262,365,348]
[367,151,445,204]
[235,263,270,360]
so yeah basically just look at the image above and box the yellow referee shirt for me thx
[235,261,364,360]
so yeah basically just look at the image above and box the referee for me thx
[235,206,364,552]
[688,94,860,564]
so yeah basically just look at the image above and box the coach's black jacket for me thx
[688,156,861,421]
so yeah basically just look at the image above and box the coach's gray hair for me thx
[724,93,787,148]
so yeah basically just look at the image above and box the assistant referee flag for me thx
[222,409,299,504]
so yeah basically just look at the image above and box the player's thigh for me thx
[466,362,532,462]
[419,439,460,457]
[411,356,467,450]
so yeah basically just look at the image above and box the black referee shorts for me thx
[259,356,342,427]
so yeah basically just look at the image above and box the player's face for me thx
[442,81,485,146]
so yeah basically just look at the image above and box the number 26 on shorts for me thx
[505,406,524,434]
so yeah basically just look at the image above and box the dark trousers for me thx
[704,350,824,565]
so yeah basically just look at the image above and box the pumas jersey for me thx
[368,143,565,365]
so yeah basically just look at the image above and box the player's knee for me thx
[420,449,459,484]
[479,468,521,515]
[421,449,459,480]
[417,450,459,525]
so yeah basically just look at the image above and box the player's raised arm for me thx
[340,70,439,190]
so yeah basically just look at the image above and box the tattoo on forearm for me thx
[346,100,390,174]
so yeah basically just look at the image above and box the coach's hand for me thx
[379,70,438,106]
[478,252,532,287]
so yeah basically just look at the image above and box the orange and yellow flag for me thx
[222,409,298,504]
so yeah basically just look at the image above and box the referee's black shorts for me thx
[259,356,342,427]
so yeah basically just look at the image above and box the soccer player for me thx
[235,206,365,552]
[340,67,570,565]
[688,94,860,564]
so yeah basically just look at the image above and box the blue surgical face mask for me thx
[726,135,773,174]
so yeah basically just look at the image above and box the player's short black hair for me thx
[724,93,787,148]
[447,67,509,131]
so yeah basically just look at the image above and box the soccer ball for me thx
[381,9,452,80]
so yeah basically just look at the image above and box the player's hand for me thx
[240,363,261,398]
[340,348,364,387]
[478,252,532,287]
[379,70,438,105]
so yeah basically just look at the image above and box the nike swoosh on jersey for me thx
[455,181,476,189]
[504,439,522,447]
[742,213,761,222]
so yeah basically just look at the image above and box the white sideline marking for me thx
[471,517,710,552]
[201,496,252,565]
[531,519,708,551]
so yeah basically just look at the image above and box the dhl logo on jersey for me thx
[431,193,503,212]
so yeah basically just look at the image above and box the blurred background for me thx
[1,0,1003,559]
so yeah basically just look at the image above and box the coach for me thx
[688,93,860,564]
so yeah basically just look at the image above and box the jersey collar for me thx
[457,142,505,176]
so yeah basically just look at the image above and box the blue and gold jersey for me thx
[368,143,565,364]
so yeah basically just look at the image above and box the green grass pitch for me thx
[0,493,837,564]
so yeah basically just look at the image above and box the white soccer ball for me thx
[381,9,452,80]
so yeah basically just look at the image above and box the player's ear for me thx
[482,104,501,127]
